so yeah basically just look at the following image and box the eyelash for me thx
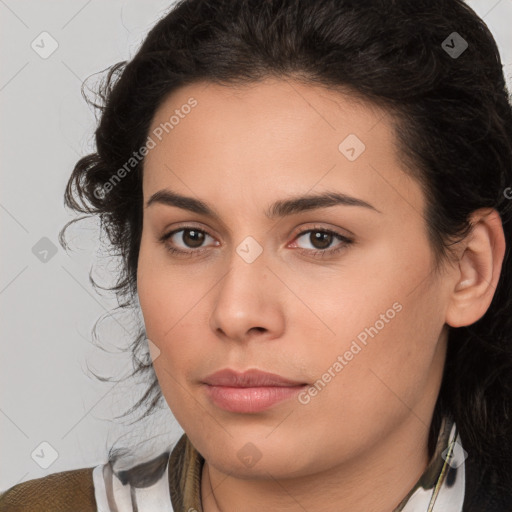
[158,225,353,259]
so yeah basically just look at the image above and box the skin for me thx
[136,77,505,512]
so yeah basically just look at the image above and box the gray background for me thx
[1,0,511,492]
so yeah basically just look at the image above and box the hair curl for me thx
[59,0,512,492]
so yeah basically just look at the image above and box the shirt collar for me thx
[396,415,466,511]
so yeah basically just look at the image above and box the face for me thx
[137,77,452,479]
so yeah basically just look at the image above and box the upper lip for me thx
[202,368,307,387]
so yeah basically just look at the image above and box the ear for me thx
[445,208,506,328]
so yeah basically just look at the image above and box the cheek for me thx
[137,269,200,370]
[137,235,201,338]
[137,264,204,426]
[136,243,210,397]
[302,241,443,411]
[287,291,444,471]
[314,280,444,420]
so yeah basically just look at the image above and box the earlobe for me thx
[445,209,505,328]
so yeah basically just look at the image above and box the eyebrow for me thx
[145,189,381,219]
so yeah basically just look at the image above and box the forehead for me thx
[146,77,388,149]
[142,77,423,219]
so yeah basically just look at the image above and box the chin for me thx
[196,432,317,479]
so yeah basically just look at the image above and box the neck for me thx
[201,412,432,512]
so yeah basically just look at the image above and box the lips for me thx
[201,368,308,413]
[202,368,306,387]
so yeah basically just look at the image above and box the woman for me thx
[1,0,511,510]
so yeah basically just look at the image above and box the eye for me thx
[290,227,353,258]
[158,225,353,259]
[159,227,217,257]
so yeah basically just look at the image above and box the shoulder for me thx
[0,466,97,511]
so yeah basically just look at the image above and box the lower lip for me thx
[203,384,307,413]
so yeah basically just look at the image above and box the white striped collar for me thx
[400,421,466,512]
[93,454,174,512]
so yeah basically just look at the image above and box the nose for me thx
[209,248,286,345]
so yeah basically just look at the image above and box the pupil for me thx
[185,230,204,248]
[313,231,331,249]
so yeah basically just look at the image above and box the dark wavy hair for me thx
[59,0,512,493]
